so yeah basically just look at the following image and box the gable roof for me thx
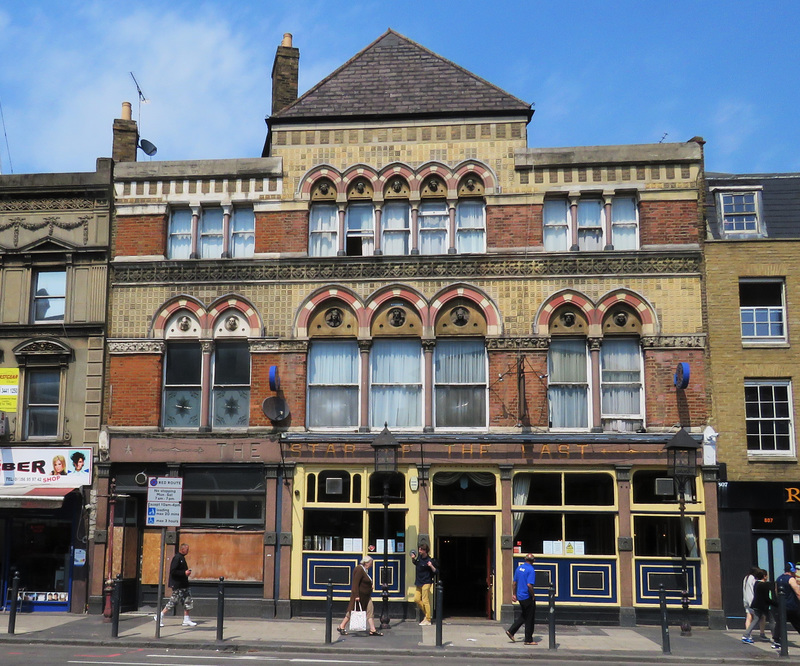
[271,30,532,123]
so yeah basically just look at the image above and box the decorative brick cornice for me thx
[110,252,702,286]
[0,197,96,212]
[107,339,165,355]
[249,339,308,353]
[640,335,705,349]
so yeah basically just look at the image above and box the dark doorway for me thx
[436,535,490,617]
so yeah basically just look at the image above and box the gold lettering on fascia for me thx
[786,487,800,503]
[282,442,602,459]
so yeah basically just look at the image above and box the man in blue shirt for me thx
[505,553,537,645]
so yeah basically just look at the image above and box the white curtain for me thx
[231,207,255,257]
[309,204,338,257]
[512,473,531,537]
[548,338,588,428]
[419,201,448,254]
[683,517,699,558]
[168,208,192,259]
[307,340,359,427]
[600,338,641,417]
[543,199,569,251]
[577,200,603,250]
[456,200,485,253]
[611,196,637,250]
[434,339,486,427]
[200,208,224,258]
[346,203,374,256]
[370,339,422,428]
[381,202,410,255]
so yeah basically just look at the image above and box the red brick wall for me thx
[487,204,542,250]
[114,214,167,257]
[488,350,548,428]
[256,211,308,254]
[108,355,162,426]
[644,348,708,428]
[251,352,307,428]
[639,200,700,246]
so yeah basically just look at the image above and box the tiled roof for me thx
[273,30,531,121]
[706,172,800,239]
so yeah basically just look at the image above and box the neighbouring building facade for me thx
[704,172,800,627]
[0,161,111,612]
[94,31,722,626]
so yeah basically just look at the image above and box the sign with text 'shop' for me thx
[0,447,92,486]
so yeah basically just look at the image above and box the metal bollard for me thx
[548,583,556,650]
[435,580,444,647]
[777,585,788,657]
[7,571,20,635]
[325,580,333,644]
[111,574,122,638]
[216,577,225,643]
[659,585,671,654]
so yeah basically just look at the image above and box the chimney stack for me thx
[271,33,299,115]
[112,102,138,162]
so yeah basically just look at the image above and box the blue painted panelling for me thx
[635,560,702,606]
[513,556,618,605]
[303,553,405,598]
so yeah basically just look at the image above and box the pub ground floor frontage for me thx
[718,481,800,629]
[92,432,723,626]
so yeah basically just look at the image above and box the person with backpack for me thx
[772,562,800,650]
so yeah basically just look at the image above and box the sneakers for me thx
[741,636,754,644]
[154,614,164,627]
[505,629,516,643]
[419,619,431,626]
[772,642,782,650]
[759,634,770,642]
[182,619,197,627]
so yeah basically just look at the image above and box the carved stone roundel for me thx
[325,308,344,328]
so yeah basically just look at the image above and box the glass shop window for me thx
[431,472,496,505]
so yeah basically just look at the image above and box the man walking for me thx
[411,543,438,626]
[156,543,197,627]
[773,562,800,649]
[505,553,538,645]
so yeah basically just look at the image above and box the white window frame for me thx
[715,188,763,236]
[547,338,591,430]
[31,269,67,323]
[543,199,570,251]
[744,379,795,457]
[309,203,339,257]
[433,338,488,430]
[230,207,255,258]
[307,340,361,429]
[600,338,644,431]
[740,278,787,344]
[169,205,256,259]
[418,201,449,255]
[369,338,423,430]
[167,208,193,259]
[198,207,224,259]
[344,203,375,256]
[455,200,486,253]
[381,201,411,256]
[610,195,639,250]
[577,199,604,251]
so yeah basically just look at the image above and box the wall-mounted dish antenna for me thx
[138,138,157,156]
[262,396,290,423]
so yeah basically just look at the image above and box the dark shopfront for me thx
[718,481,800,628]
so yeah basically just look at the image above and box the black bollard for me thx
[325,580,333,644]
[659,585,671,654]
[435,580,444,647]
[111,574,122,638]
[777,584,788,657]
[548,582,556,650]
[7,571,20,635]
[216,577,225,643]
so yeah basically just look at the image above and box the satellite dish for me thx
[138,139,157,156]
[262,396,290,422]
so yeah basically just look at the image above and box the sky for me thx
[0,1,798,176]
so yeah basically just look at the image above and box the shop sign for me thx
[0,447,92,486]
[146,476,182,527]
[0,368,19,411]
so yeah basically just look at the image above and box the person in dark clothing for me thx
[156,543,196,627]
[741,569,775,643]
[411,543,438,625]
[505,553,538,645]
[772,562,800,649]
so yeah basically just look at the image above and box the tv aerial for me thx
[130,72,158,157]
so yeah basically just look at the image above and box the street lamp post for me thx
[371,424,399,630]
[665,429,700,637]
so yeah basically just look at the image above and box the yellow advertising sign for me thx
[0,368,20,412]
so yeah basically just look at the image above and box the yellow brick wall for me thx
[705,240,800,481]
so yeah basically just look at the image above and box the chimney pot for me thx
[121,101,132,121]
[282,33,293,47]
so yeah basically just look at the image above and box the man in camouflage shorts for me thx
[156,543,197,627]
